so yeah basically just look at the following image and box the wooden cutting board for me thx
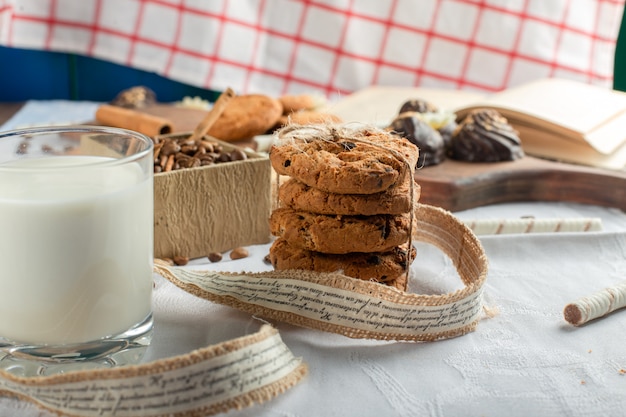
[139,104,208,132]
[413,156,626,212]
[327,87,626,212]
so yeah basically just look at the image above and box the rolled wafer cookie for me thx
[464,217,602,235]
[564,280,626,326]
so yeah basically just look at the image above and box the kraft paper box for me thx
[153,134,272,259]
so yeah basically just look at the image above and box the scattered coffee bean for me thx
[208,252,223,262]
[173,255,189,266]
[230,247,249,260]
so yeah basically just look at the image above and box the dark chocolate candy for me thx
[398,98,439,114]
[389,112,445,167]
[449,109,524,162]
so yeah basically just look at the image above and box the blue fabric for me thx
[0,46,220,102]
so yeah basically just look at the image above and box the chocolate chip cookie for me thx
[278,174,419,215]
[268,237,415,287]
[269,207,413,254]
[270,125,419,195]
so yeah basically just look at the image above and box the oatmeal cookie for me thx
[278,175,419,215]
[207,94,283,141]
[278,94,319,113]
[269,208,413,254]
[278,110,342,127]
[270,125,419,195]
[268,237,415,286]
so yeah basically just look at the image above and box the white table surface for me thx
[1,103,626,417]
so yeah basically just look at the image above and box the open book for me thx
[326,78,626,170]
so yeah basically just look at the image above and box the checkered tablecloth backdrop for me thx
[0,0,624,99]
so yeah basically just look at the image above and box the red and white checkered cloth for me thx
[0,0,624,99]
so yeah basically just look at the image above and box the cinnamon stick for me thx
[188,87,236,142]
[95,105,173,136]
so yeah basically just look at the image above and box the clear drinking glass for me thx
[0,126,154,376]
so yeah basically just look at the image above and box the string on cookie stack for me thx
[267,123,421,291]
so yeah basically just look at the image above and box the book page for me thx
[458,78,626,154]
[326,86,484,126]
[515,124,626,170]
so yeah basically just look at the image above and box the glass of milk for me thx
[0,126,154,376]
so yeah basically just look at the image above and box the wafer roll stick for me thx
[464,217,602,235]
[563,280,626,325]
[95,104,173,136]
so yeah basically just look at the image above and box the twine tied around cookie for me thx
[271,123,420,279]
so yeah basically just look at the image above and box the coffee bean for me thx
[229,149,247,161]
[173,255,189,266]
[207,252,223,262]
[217,153,231,163]
[161,141,181,156]
[152,136,248,173]
[230,247,249,260]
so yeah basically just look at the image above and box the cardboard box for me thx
[153,133,272,259]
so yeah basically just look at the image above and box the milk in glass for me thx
[0,156,153,345]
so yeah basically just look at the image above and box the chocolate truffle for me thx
[111,86,157,108]
[449,109,524,162]
[389,112,445,167]
[398,98,457,147]
[399,98,439,114]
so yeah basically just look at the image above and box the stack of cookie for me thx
[267,124,421,290]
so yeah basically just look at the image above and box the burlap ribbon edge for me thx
[0,325,308,417]
[155,203,489,342]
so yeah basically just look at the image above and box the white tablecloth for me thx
[1,103,626,416]
[2,202,626,417]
